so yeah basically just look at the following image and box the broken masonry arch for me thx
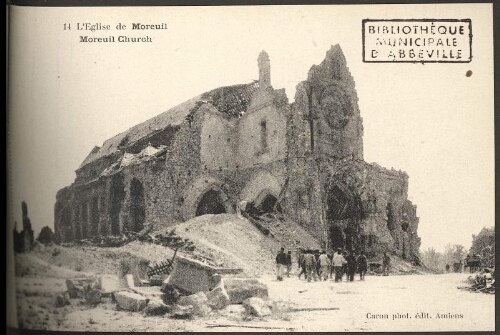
[129,178,146,232]
[325,173,366,252]
[182,175,234,220]
[255,191,283,213]
[240,170,283,214]
[196,189,228,216]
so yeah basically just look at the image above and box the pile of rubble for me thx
[244,211,320,251]
[52,254,280,319]
[458,268,495,294]
[61,226,196,252]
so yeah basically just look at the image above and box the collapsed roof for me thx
[79,81,260,169]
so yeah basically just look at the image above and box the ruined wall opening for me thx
[62,207,72,241]
[81,202,88,239]
[326,182,364,251]
[401,220,409,232]
[326,184,362,221]
[329,224,344,250]
[196,189,227,216]
[260,119,268,152]
[99,197,109,235]
[401,211,409,232]
[110,173,126,235]
[255,192,282,214]
[73,207,81,240]
[129,178,146,232]
[386,202,396,231]
[90,197,99,237]
[344,226,356,251]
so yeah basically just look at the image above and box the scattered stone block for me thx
[66,278,97,299]
[126,274,135,288]
[149,275,165,286]
[209,273,222,288]
[223,278,269,304]
[53,292,71,308]
[113,291,147,312]
[85,289,102,306]
[140,279,151,287]
[177,291,211,316]
[143,298,170,316]
[206,285,230,310]
[170,304,194,319]
[163,256,242,294]
[132,286,165,305]
[98,274,123,296]
[242,297,272,317]
[161,285,181,305]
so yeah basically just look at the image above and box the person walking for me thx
[382,251,391,276]
[332,248,347,282]
[298,248,307,280]
[286,251,292,277]
[357,251,368,280]
[328,251,334,279]
[346,251,357,281]
[314,249,321,277]
[304,250,318,282]
[318,250,330,281]
[276,247,287,281]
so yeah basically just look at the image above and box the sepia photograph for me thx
[6,4,495,332]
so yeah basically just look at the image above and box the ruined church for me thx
[54,45,421,259]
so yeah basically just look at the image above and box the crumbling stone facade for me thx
[13,201,35,253]
[55,45,420,259]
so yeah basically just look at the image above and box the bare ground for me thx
[12,214,494,332]
[14,261,494,332]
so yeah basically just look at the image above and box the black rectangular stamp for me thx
[362,19,472,63]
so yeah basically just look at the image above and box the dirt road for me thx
[28,272,492,332]
[255,272,495,332]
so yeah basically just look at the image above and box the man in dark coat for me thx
[276,247,287,281]
[328,251,334,279]
[346,250,357,281]
[382,251,391,276]
[298,248,307,280]
[314,250,321,276]
[286,251,292,277]
[304,249,318,282]
[357,251,368,280]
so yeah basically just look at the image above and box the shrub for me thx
[37,226,55,245]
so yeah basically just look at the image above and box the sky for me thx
[7,4,494,253]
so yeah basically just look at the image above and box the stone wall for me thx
[200,107,239,171]
[55,46,421,260]
[237,90,288,169]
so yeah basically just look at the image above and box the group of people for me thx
[276,247,387,282]
[275,247,293,281]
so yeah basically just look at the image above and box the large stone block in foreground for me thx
[161,256,242,294]
[223,278,269,304]
[177,291,211,316]
[113,291,148,312]
[143,298,170,316]
[98,274,124,295]
[242,297,272,317]
[206,285,230,310]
